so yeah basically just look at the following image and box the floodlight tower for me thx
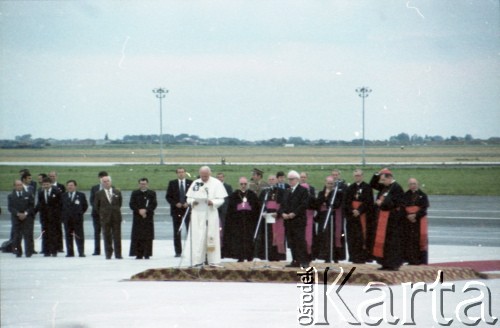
[355,87,372,166]
[153,87,168,165]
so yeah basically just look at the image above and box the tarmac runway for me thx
[0,191,499,248]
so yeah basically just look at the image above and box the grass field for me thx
[1,164,499,195]
[1,145,499,195]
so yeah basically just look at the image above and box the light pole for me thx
[355,87,372,166]
[153,87,168,165]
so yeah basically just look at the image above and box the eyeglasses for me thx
[240,183,247,185]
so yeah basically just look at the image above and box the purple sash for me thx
[237,202,252,211]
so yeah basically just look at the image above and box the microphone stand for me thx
[322,181,339,263]
[177,205,192,268]
[252,188,276,269]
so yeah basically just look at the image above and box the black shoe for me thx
[79,254,86,257]
[144,256,150,260]
[66,254,75,257]
[51,253,57,257]
[106,256,111,260]
[33,251,38,254]
[174,253,181,258]
[16,254,22,258]
[285,262,300,268]
[300,262,310,268]
[237,259,244,262]
[135,256,143,260]
[92,252,100,256]
[44,254,50,257]
[115,256,123,259]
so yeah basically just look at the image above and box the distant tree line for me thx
[1,133,499,149]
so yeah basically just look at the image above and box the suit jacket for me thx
[23,184,36,197]
[90,184,101,218]
[35,188,63,223]
[53,182,66,193]
[278,185,309,223]
[94,188,123,223]
[61,191,89,222]
[8,190,35,220]
[166,179,192,216]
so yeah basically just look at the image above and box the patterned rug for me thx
[130,261,488,285]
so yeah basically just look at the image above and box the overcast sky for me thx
[1,1,499,141]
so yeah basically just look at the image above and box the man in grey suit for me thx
[94,175,123,259]
[8,180,35,257]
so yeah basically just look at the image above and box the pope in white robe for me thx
[183,166,228,266]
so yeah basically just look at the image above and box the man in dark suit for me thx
[19,168,37,193]
[35,177,63,257]
[89,171,108,255]
[94,175,123,259]
[21,172,36,196]
[166,167,192,257]
[61,180,89,257]
[276,171,291,189]
[8,180,35,257]
[48,170,65,252]
[48,171,66,193]
[278,170,310,268]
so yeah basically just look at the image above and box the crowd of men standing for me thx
[6,166,429,271]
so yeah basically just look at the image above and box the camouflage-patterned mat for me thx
[130,261,486,285]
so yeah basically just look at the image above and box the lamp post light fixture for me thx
[355,86,372,166]
[152,87,168,165]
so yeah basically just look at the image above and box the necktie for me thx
[45,190,49,204]
[106,189,112,203]
[71,192,75,202]
[17,191,21,198]
[179,181,185,203]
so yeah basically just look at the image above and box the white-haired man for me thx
[278,170,310,268]
[185,166,228,266]
[94,175,123,260]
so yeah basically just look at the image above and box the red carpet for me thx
[130,261,486,285]
[428,260,500,272]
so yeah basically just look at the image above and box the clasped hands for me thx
[192,200,214,206]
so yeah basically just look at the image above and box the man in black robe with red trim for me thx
[402,178,429,265]
[370,168,405,271]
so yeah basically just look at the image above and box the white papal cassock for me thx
[183,176,228,266]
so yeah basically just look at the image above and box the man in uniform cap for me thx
[249,168,269,196]
[369,168,405,271]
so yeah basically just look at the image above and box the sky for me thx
[0,0,499,141]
